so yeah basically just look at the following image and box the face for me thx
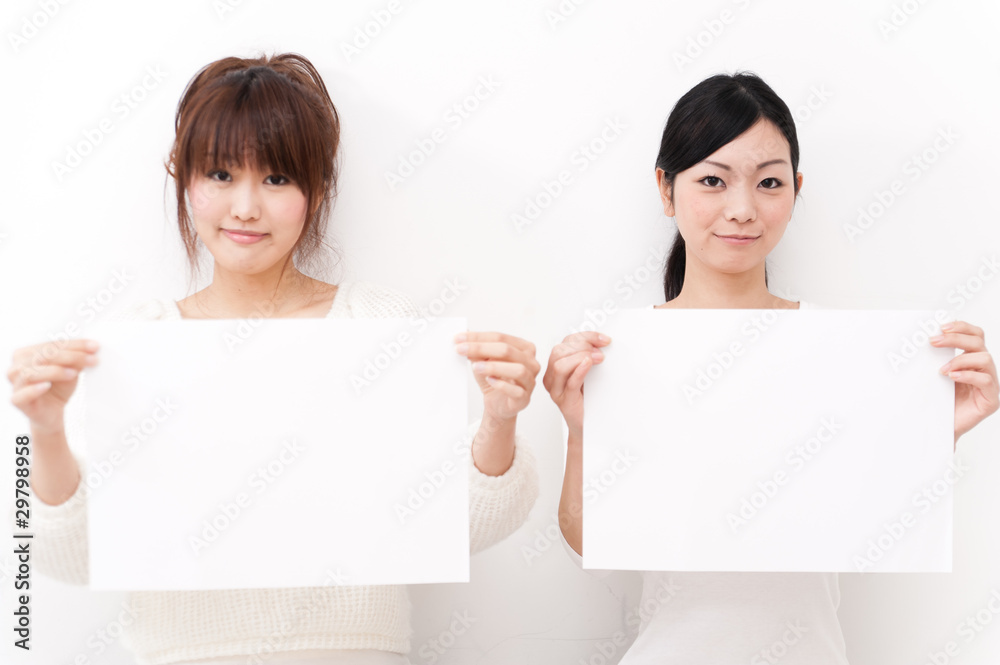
[188,162,309,275]
[657,119,803,277]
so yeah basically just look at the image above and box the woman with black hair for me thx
[544,71,997,663]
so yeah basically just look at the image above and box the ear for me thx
[795,171,804,195]
[655,168,675,217]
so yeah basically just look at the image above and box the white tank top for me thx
[619,570,849,664]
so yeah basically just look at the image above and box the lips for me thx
[222,229,268,245]
[714,233,760,246]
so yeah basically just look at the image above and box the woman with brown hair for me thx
[8,52,540,665]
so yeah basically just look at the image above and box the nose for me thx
[230,178,261,221]
[723,183,757,224]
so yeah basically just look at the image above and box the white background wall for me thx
[1,0,999,663]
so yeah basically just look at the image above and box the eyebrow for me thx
[701,159,788,171]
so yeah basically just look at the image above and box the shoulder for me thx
[338,281,419,318]
[109,298,180,322]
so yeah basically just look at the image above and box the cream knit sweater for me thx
[30,280,539,664]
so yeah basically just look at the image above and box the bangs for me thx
[678,89,764,169]
[179,67,325,191]
[668,77,798,177]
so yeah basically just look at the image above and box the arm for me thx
[8,338,99,586]
[12,389,93,585]
[24,418,91,585]
[555,425,616,579]
[30,420,81,506]
[457,332,542,552]
[467,416,539,553]
[542,331,611,561]
[558,430,583,556]
[25,451,91,585]
[471,411,516,476]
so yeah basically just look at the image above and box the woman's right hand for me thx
[542,331,611,438]
[8,339,100,434]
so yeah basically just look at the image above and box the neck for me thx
[197,258,315,318]
[670,255,780,309]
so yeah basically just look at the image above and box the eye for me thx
[207,169,231,182]
[699,175,723,187]
[265,174,290,185]
[760,177,783,189]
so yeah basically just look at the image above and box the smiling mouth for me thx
[222,229,269,245]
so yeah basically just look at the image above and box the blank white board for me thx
[83,317,469,590]
[582,308,956,573]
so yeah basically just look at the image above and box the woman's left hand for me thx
[933,320,999,445]
[455,331,540,421]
